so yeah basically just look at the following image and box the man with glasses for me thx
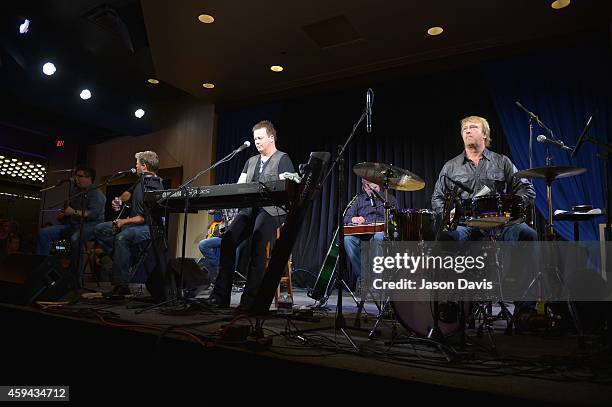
[37,166,106,287]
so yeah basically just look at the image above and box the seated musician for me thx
[205,120,295,312]
[94,151,164,295]
[344,179,397,282]
[198,208,239,280]
[431,115,537,241]
[36,166,106,287]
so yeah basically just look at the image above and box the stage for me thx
[2,287,611,405]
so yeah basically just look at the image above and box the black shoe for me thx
[202,296,229,308]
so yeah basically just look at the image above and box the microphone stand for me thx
[142,146,247,311]
[318,107,368,351]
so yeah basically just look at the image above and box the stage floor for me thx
[2,285,611,405]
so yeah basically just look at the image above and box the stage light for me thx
[202,83,215,89]
[42,62,56,76]
[80,89,92,100]
[19,19,30,34]
[551,0,570,9]
[427,26,444,36]
[198,14,214,24]
[134,109,145,119]
[270,65,283,72]
[147,78,159,84]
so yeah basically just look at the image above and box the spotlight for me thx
[42,62,56,76]
[19,19,30,34]
[80,89,92,100]
[134,109,145,119]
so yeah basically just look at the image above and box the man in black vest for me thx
[207,121,295,311]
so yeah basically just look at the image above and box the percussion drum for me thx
[461,194,525,229]
[392,301,472,338]
[390,209,435,241]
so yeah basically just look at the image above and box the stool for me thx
[265,226,293,307]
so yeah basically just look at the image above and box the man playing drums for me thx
[432,115,537,241]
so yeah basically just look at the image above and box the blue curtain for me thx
[483,45,611,241]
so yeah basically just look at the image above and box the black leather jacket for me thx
[431,149,535,214]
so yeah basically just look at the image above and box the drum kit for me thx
[348,159,588,346]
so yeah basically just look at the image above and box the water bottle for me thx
[277,293,293,315]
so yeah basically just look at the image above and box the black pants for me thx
[212,208,285,307]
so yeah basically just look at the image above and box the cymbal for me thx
[514,166,586,181]
[353,162,425,191]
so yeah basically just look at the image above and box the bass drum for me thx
[392,301,471,338]
[390,209,435,241]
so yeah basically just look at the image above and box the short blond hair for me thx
[460,116,492,147]
[135,151,159,172]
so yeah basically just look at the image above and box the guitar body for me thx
[308,228,339,302]
[343,222,384,236]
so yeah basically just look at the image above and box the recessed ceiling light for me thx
[427,26,444,36]
[134,109,145,119]
[19,19,30,34]
[198,14,215,24]
[147,78,160,85]
[551,0,570,9]
[80,89,92,100]
[42,62,56,76]
[270,65,284,72]
[202,83,215,89]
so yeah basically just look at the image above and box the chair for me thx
[265,225,293,307]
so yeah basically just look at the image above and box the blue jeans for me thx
[198,236,221,269]
[344,232,385,278]
[441,222,537,241]
[37,223,97,286]
[94,221,150,284]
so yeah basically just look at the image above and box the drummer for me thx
[432,115,537,241]
[344,178,397,283]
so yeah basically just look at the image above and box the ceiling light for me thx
[427,26,444,36]
[551,0,570,9]
[42,62,56,76]
[202,83,215,89]
[147,78,159,85]
[134,109,145,119]
[270,65,284,72]
[198,14,215,24]
[19,19,30,34]
[80,89,92,100]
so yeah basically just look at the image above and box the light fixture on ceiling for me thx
[134,109,145,119]
[19,19,30,34]
[147,78,159,84]
[80,89,92,100]
[198,14,215,24]
[270,65,284,72]
[427,26,444,36]
[551,0,570,10]
[202,83,215,89]
[42,62,56,76]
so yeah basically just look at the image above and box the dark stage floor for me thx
[2,287,611,405]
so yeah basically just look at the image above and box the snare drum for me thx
[390,209,435,241]
[461,194,525,229]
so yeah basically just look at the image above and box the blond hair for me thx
[460,116,492,147]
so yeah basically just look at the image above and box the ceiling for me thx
[142,0,611,105]
[0,1,609,147]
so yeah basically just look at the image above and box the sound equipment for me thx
[0,254,74,305]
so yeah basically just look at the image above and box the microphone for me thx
[234,141,251,153]
[366,88,373,133]
[445,176,474,194]
[536,134,572,151]
[115,168,137,175]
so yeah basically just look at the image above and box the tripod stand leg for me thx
[368,297,390,339]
